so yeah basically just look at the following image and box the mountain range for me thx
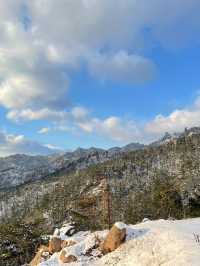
[0,142,145,189]
[1,127,200,190]
[1,126,200,219]
[1,127,200,265]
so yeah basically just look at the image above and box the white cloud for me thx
[6,104,141,143]
[7,108,69,122]
[94,116,141,142]
[3,0,200,120]
[38,127,50,134]
[0,64,69,110]
[44,143,61,151]
[70,96,200,144]
[88,51,156,84]
[0,131,60,157]
[8,95,200,145]
[145,98,200,136]
[71,106,90,120]
[0,4,69,114]
[1,0,200,149]
[4,96,200,151]
[28,0,200,52]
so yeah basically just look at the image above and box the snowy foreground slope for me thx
[40,218,200,266]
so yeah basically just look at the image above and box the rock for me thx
[101,222,126,254]
[29,245,49,266]
[61,239,77,248]
[59,249,77,263]
[30,251,42,266]
[48,237,62,253]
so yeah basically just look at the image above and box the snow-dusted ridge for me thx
[0,143,145,190]
[39,218,200,266]
[1,126,200,190]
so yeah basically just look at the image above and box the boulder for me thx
[48,237,62,253]
[59,249,77,263]
[101,222,126,254]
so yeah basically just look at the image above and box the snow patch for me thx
[115,222,126,230]
[142,218,150,223]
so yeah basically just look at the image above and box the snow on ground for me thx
[40,218,200,266]
[40,229,108,266]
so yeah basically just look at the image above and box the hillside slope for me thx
[0,143,145,189]
[1,128,200,265]
[1,128,200,225]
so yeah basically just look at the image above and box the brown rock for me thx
[61,239,77,248]
[30,245,49,266]
[59,249,77,263]
[48,237,62,253]
[101,223,126,254]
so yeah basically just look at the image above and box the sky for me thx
[1,0,200,156]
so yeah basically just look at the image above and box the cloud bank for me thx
[1,0,200,154]
[1,0,200,114]
[0,131,60,157]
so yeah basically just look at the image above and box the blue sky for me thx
[1,0,200,156]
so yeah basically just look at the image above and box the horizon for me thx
[0,126,197,158]
[1,1,200,156]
